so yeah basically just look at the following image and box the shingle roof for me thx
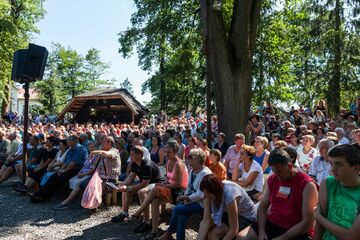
[57,88,148,119]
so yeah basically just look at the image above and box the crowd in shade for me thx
[0,98,359,240]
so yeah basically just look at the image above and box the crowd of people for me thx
[0,99,359,240]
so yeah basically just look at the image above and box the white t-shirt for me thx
[237,161,264,192]
[308,156,331,185]
[296,147,318,172]
[211,181,256,226]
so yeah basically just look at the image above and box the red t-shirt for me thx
[267,171,315,236]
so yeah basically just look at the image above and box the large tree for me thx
[199,0,262,140]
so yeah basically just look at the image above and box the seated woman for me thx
[208,149,227,181]
[232,145,264,201]
[125,141,188,239]
[15,136,59,193]
[197,174,256,240]
[253,136,270,174]
[54,142,99,210]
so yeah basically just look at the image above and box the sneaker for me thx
[133,221,152,233]
[15,185,29,193]
[54,203,68,210]
[111,212,129,223]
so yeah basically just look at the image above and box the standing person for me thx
[244,148,318,240]
[224,134,245,179]
[196,174,256,240]
[158,148,212,240]
[314,144,360,240]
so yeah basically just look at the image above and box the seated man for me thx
[314,144,360,239]
[111,145,165,233]
[31,135,88,202]
[244,148,318,240]
[0,139,24,184]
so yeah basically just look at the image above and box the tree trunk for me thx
[200,0,262,143]
[327,0,341,118]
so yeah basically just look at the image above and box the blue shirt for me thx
[64,143,88,168]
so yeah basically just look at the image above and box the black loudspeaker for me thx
[11,49,28,83]
[11,43,48,83]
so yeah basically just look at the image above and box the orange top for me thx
[209,161,227,181]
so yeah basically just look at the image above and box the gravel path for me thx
[0,177,198,240]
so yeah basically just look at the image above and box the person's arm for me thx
[60,161,76,173]
[257,181,271,240]
[274,182,318,240]
[196,198,213,240]
[158,148,165,166]
[314,182,360,239]
[92,150,114,159]
[261,152,269,172]
[314,179,327,240]
[232,159,241,182]
[236,171,259,188]
[122,178,150,192]
[223,199,239,240]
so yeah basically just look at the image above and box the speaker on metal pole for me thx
[11,43,48,83]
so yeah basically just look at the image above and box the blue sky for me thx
[34,0,152,104]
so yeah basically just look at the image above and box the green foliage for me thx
[118,0,206,115]
[0,0,45,113]
[34,43,112,114]
[119,77,134,95]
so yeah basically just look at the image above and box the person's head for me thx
[283,146,298,165]
[45,136,58,148]
[335,127,346,139]
[283,121,291,129]
[209,149,222,164]
[328,144,360,182]
[79,133,88,144]
[200,174,224,204]
[59,139,68,151]
[164,140,179,161]
[274,140,287,149]
[151,136,161,147]
[254,136,268,150]
[355,129,360,144]
[198,139,209,150]
[316,127,325,136]
[240,144,256,162]
[217,132,225,144]
[88,142,96,152]
[29,135,39,147]
[301,135,315,147]
[189,148,206,170]
[234,133,245,147]
[287,127,296,135]
[268,148,294,180]
[102,136,115,150]
[130,145,144,162]
[271,133,281,143]
[251,114,260,123]
[290,133,299,145]
[174,133,183,144]
[317,139,334,160]
[67,135,78,149]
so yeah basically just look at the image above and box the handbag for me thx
[81,170,103,209]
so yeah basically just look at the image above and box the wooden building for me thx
[57,88,148,124]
